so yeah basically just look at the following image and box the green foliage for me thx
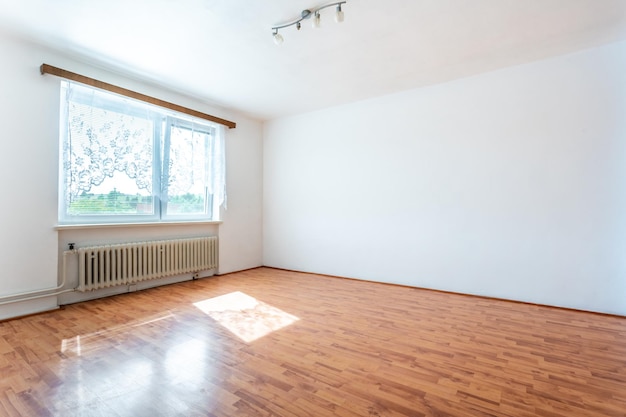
[69,190,153,215]
[167,193,205,213]
[69,190,205,215]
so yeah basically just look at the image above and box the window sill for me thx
[54,220,222,231]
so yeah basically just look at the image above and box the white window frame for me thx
[58,81,224,225]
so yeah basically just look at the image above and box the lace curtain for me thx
[60,81,226,221]
[166,121,226,213]
[63,82,154,200]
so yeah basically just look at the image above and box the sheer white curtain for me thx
[59,81,227,223]
[61,81,156,219]
[210,125,227,218]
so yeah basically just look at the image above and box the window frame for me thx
[160,116,216,222]
[58,81,222,226]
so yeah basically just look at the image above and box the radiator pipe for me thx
[0,250,77,307]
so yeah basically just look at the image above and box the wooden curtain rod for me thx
[40,64,236,129]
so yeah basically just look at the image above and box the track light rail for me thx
[271,1,347,44]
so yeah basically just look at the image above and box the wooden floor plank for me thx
[0,267,625,416]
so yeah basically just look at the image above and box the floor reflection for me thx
[60,312,177,357]
[164,338,208,384]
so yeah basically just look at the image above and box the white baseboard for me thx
[0,296,58,321]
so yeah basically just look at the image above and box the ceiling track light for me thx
[271,1,347,44]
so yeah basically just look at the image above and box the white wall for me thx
[264,40,626,316]
[0,31,263,320]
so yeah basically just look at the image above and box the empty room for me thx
[0,0,625,416]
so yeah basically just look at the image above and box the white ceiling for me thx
[1,0,626,121]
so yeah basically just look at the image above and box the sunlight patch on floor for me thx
[193,291,299,343]
[61,334,82,356]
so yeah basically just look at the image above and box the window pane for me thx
[64,98,155,216]
[164,124,212,216]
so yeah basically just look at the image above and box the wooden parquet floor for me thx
[0,267,625,416]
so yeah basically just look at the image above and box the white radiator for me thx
[76,236,218,292]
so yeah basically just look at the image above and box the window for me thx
[59,81,225,224]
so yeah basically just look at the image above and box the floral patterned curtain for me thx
[60,81,226,221]
[63,82,155,201]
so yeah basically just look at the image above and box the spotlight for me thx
[312,11,321,28]
[273,30,284,45]
[335,4,344,23]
